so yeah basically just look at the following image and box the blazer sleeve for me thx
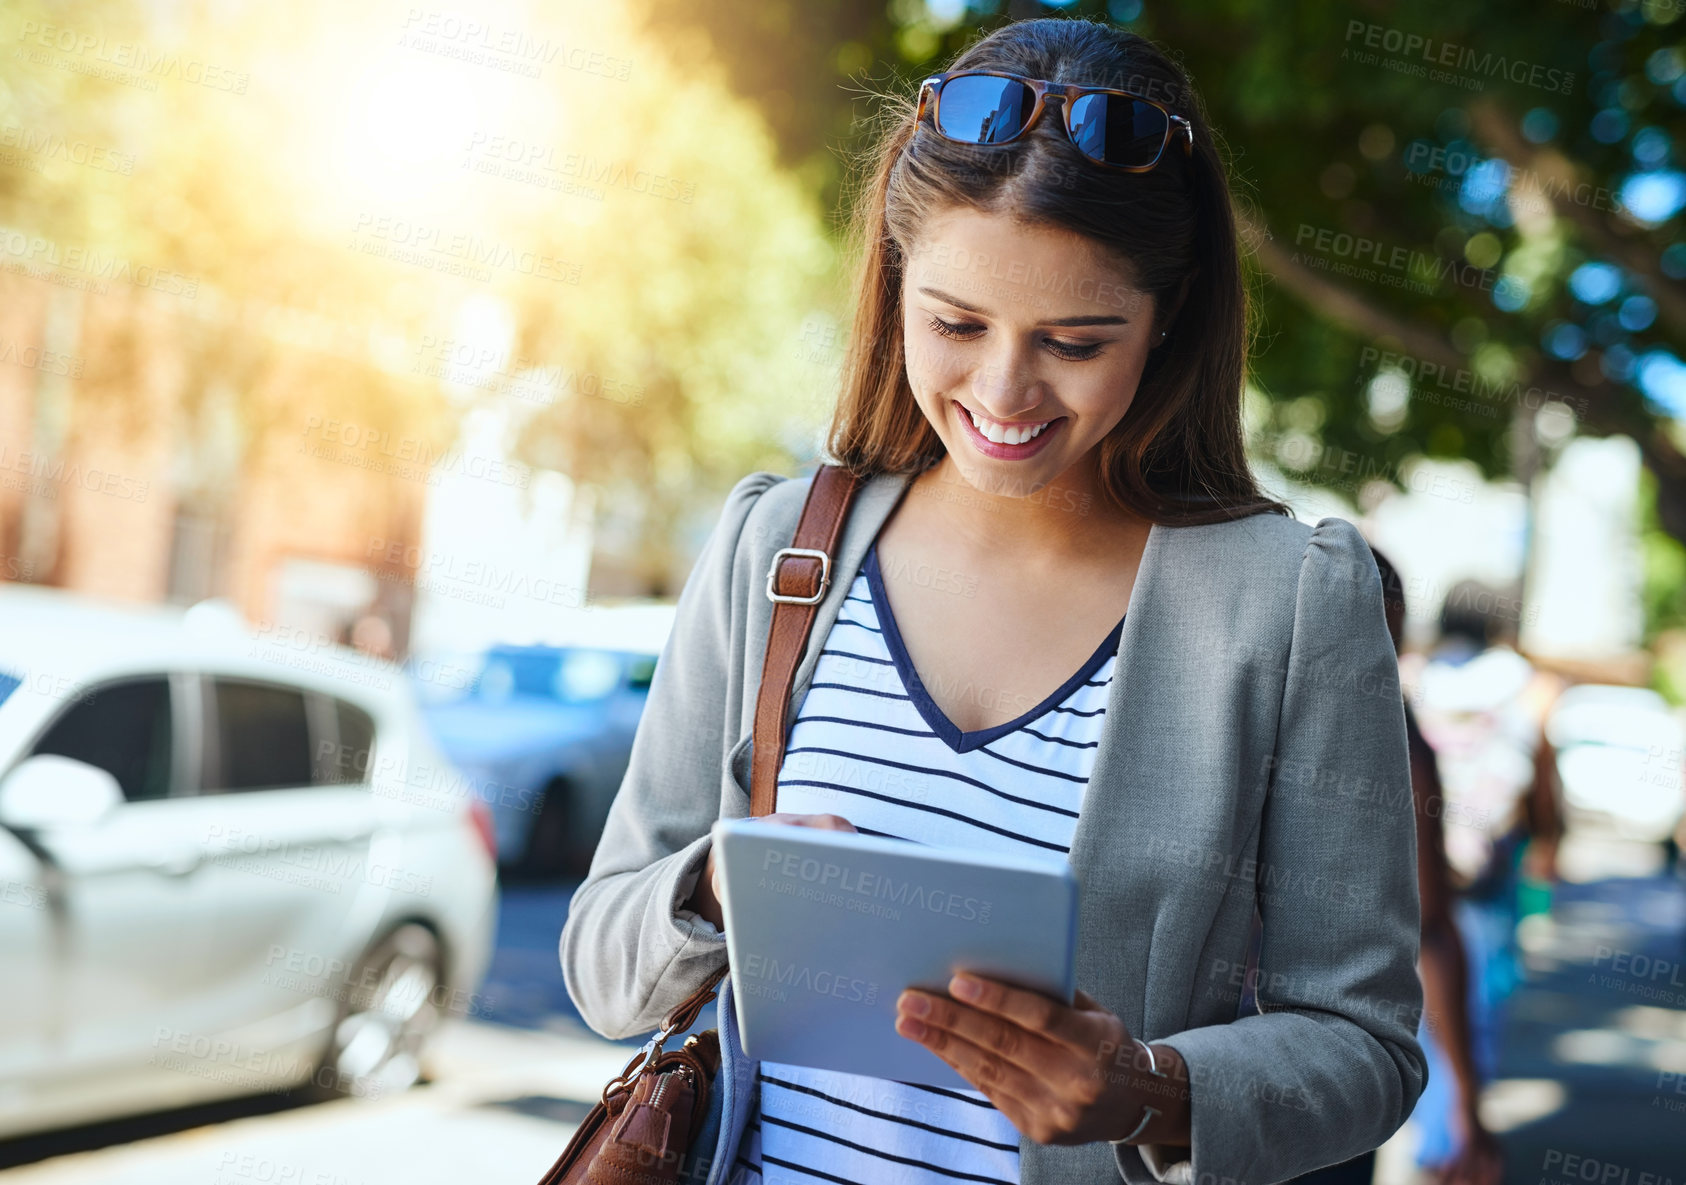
[1123,517,1428,1185]
[560,470,782,1039]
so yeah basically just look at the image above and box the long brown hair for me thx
[827,18,1287,524]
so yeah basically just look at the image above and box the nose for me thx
[968,343,1046,419]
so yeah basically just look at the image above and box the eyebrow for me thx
[917,286,1130,327]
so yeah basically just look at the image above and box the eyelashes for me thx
[927,314,981,342]
[925,314,1107,362]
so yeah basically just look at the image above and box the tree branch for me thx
[1465,96,1686,345]
[1243,211,1686,542]
[1243,214,1467,373]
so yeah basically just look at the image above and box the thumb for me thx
[1072,989,1109,1013]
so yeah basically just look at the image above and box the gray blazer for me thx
[561,469,1426,1185]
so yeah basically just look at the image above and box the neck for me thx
[909,450,1146,556]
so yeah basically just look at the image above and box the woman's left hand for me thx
[895,973,1157,1146]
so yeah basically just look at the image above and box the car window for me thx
[205,678,312,793]
[321,697,376,785]
[31,678,174,802]
[476,650,559,701]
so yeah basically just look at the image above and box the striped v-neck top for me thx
[732,545,1122,1185]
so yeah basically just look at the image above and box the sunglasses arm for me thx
[916,75,942,124]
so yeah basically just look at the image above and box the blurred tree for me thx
[619,0,897,221]
[0,0,841,595]
[501,16,842,593]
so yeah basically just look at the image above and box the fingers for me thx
[894,982,1139,1147]
[894,1003,1049,1107]
[765,812,857,833]
[896,986,1105,1103]
[947,974,1102,1055]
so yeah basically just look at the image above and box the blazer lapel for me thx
[1065,518,1184,1041]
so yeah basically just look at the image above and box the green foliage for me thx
[629,0,1686,529]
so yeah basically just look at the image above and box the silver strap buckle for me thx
[765,547,831,605]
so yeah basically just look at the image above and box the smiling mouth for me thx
[952,400,1066,459]
[961,405,1060,445]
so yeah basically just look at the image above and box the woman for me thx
[562,18,1426,1185]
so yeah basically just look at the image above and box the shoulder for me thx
[1298,515,1381,595]
[700,469,795,541]
[1147,511,1382,662]
[1153,509,1311,594]
[723,468,907,566]
[718,470,803,567]
[722,469,791,514]
[1183,509,1374,589]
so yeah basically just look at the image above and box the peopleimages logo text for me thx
[1343,20,1576,95]
[762,848,992,922]
[740,954,879,1005]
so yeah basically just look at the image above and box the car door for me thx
[186,675,385,1042]
[541,648,645,870]
[586,651,655,838]
[13,674,224,1103]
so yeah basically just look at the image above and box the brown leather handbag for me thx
[535,464,863,1185]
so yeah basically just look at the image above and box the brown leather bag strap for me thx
[658,965,728,1035]
[749,463,863,817]
[655,465,862,1037]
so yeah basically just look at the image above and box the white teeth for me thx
[968,408,1051,446]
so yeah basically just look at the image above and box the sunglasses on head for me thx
[916,70,1194,173]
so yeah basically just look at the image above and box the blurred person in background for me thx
[1375,552,1505,1185]
[1396,577,1565,1181]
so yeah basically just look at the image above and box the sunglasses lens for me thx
[1067,93,1170,168]
[934,75,1037,145]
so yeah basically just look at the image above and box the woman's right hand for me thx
[683,812,858,931]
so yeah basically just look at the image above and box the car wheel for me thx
[315,922,443,1100]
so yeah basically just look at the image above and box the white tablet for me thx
[711,817,1079,1089]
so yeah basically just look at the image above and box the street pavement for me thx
[1,859,1679,1185]
[1477,868,1686,1182]
[0,1017,628,1185]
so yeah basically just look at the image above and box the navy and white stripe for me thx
[734,545,1122,1185]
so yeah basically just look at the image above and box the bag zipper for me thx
[646,1071,673,1114]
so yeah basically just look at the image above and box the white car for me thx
[0,588,498,1138]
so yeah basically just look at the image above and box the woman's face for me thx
[900,205,1166,498]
